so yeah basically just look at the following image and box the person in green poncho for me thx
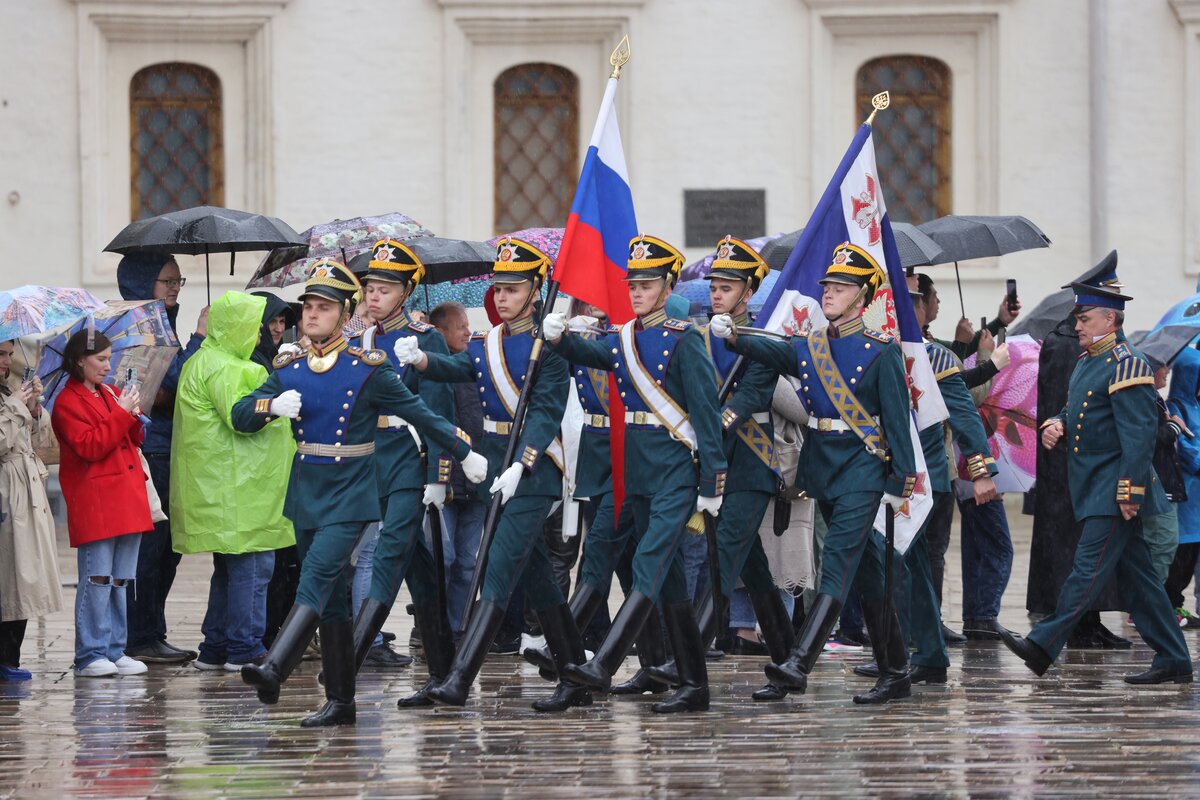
[171,291,296,671]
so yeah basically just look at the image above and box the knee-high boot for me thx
[426,601,505,707]
[398,602,456,708]
[351,598,391,672]
[645,589,719,687]
[651,601,710,713]
[852,597,911,705]
[610,606,669,695]
[748,590,796,702]
[242,604,320,705]
[301,619,357,727]
[522,583,605,679]
[562,591,655,691]
[530,603,593,712]
[764,592,841,693]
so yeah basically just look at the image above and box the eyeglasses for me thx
[155,277,187,288]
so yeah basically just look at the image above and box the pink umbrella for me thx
[957,334,1040,492]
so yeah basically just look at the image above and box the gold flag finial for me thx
[865,91,890,126]
[610,35,631,78]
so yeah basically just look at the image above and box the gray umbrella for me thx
[1007,288,1075,341]
[757,222,945,272]
[346,237,494,284]
[1130,327,1200,368]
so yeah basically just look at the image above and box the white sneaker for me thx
[75,658,118,677]
[114,656,149,675]
[193,659,225,671]
[520,633,546,653]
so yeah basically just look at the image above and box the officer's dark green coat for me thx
[701,317,780,598]
[1026,330,1190,670]
[420,315,570,611]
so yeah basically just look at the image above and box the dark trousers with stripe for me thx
[1029,515,1192,671]
[626,486,696,605]
[368,489,440,609]
[714,490,776,598]
[480,494,566,614]
[578,491,638,593]
[816,491,887,604]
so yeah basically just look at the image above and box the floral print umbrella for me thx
[0,286,106,343]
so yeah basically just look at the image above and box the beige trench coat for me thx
[0,390,64,621]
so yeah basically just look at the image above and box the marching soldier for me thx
[231,259,488,726]
[711,242,918,705]
[542,234,727,713]
[394,238,590,712]
[854,272,999,685]
[1001,252,1194,684]
[350,239,460,708]
[644,236,795,701]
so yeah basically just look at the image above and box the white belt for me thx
[625,410,664,427]
[378,415,409,430]
[583,414,610,428]
[807,417,851,432]
[483,419,513,435]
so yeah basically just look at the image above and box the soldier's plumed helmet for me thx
[1063,250,1131,311]
[299,258,363,310]
[818,242,887,305]
[706,235,769,291]
[492,237,552,288]
[366,238,426,287]
[624,234,684,286]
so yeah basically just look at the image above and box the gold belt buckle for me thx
[818,418,833,432]
[633,411,650,425]
[589,414,606,427]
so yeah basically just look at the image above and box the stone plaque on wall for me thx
[684,189,766,248]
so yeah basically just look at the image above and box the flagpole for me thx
[460,37,632,635]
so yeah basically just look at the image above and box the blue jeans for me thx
[436,498,486,637]
[351,523,382,647]
[958,496,1014,620]
[682,531,709,604]
[729,587,795,629]
[127,453,181,649]
[198,551,275,665]
[75,533,142,668]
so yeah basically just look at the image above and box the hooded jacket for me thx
[250,291,294,371]
[170,291,295,554]
[117,253,204,454]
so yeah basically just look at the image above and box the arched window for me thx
[494,63,579,232]
[856,56,951,224]
[130,62,224,220]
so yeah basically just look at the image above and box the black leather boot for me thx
[853,599,911,705]
[398,603,456,709]
[523,583,605,679]
[351,598,391,672]
[651,602,710,713]
[301,619,357,727]
[999,627,1054,676]
[531,603,593,712]
[764,593,841,692]
[646,591,718,687]
[242,604,320,705]
[748,590,796,702]
[610,609,668,695]
[427,601,505,707]
[563,591,655,691]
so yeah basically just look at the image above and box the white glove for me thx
[269,390,302,419]
[567,315,598,334]
[696,495,724,517]
[462,451,488,485]
[422,483,447,510]
[882,493,906,512]
[393,336,423,366]
[541,312,567,342]
[710,314,735,340]
[490,462,524,505]
[278,342,303,358]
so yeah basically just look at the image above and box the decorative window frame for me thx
[1172,0,1200,275]
[437,0,647,237]
[72,0,286,286]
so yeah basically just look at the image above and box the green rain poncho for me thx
[171,291,295,554]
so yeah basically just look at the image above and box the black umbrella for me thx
[918,215,1052,319]
[347,237,495,309]
[1130,327,1200,369]
[1007,288,1075,341]
[104,205,306,303]
[757,222,945,272]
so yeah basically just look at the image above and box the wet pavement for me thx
[3,507,1200,798]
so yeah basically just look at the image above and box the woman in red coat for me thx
[51,330,153,677]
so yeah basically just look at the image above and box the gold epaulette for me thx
[664,318,692,332]
[272,350,304,369]
[927,344,961,381]
[410,320,435,333]
[347,346,388,366]
[864,328,895,344]
[1109,353,1154,394]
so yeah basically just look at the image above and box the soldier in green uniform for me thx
[349,239,460,708]
[394,238,590,712]
[711,242,918,705]
[642,236,795,701]
[543,234,728,713]
[854,272,999,685]
[231,259,487,726]
[1001,252,1194,684]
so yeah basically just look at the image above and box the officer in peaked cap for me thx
[542,233,728,713]
[343,239,463,706]
[1001,251,1194,685]
[393,237,589,713]
[711,241,918,705]
[231,258,487,726]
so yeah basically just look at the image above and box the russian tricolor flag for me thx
[554,75,637,324]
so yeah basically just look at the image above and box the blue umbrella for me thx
[1140,292,1200,365]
